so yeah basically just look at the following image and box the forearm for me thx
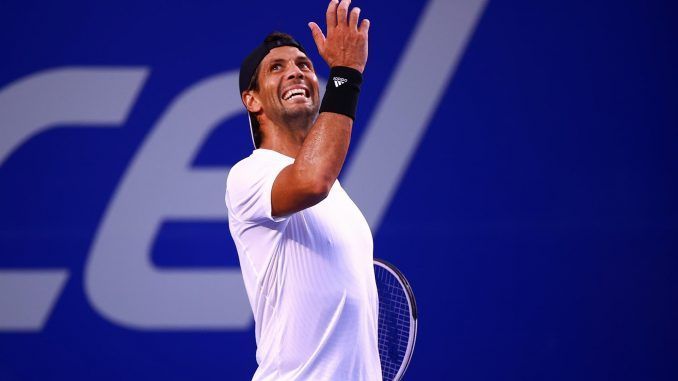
[271,113,352,216]
[294,112,353,192]
[270,0,369,216]
[295,0,369,191]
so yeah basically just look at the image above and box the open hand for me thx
[309,0,370,73]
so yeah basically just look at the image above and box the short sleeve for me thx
[225,154,290,224]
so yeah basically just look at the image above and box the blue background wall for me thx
[1,0,676,380]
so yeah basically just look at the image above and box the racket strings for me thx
[375,265,412,381]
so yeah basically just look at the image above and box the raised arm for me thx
[271,0,370,217]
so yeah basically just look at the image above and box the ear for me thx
[242,91,262,114]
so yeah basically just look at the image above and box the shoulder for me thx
[225,149,294,223]
[227,150,290,189]
[227,154,259,188]
[226,149,295,204]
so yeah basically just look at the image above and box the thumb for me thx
[308,22,325,50]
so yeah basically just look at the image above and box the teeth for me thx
[283,88,306,100]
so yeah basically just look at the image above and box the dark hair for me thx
[245,32,301,147]
[247,32,296,92]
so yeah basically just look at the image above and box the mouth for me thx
[281,85,310,102]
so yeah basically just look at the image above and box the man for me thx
[224,0,381,380]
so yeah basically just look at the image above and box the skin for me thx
[241,0,370,217]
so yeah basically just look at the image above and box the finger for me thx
[337,0,351,27]
[349,7,360,29]
[359,18,370,34]
[326,0,338,32]
[308,22,326,50]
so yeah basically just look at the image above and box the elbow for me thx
[306,178,332,202]
[291,165,334,206]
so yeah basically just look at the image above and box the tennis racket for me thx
[373,258,418,381]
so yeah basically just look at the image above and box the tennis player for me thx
[224,0,380,380]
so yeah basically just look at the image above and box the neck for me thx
[258,115,314,158]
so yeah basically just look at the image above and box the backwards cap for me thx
[239,33,306,148]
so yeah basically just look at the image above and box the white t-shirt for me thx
[225,149,382,381]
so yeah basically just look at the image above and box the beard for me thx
[279,101,320,131]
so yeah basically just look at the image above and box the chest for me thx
[293,183,373,256]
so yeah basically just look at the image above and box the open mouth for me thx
[282,86,310,101]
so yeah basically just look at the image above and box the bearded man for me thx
[225,1,380,379]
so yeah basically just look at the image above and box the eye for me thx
[271,63,282,71]
[299,62,311,70]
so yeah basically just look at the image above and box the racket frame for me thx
[374,258,418,381]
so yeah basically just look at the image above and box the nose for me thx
[286,62,304,80]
